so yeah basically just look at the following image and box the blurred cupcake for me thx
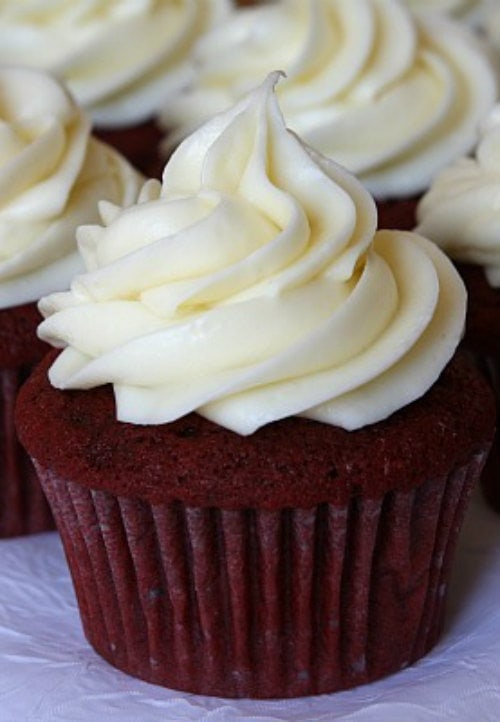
[403,0,492,25]
[159,0,496,228]
[0,0,231,177]
[416,107,500,511]
[17,74,494,697]
[0,66,142,536]
[481,4,500,80]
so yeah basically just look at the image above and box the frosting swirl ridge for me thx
[39,74,466,434]
[0,67,143,309]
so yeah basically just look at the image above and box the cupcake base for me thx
[16,352,494,697]
[37,455,483,698]
[0,366,54,536]
[94,120,164,180]
[453,264,500,512]
[376,197,419,231]
[0,303,54,537]
[466,352,500,513]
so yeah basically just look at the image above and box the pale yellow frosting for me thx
[0,0,230,127]
[161,0,496,200]
[417,106,500,287]
[0,67,143,310]
[39,74,466,434]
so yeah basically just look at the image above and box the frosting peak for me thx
[39,74,466,434]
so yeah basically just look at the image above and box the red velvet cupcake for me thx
[0,67,142,537]
[16,75,495,696]
[416,109,500,511]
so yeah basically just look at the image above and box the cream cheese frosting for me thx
[160,0,496,200]
[38,73,466,434]
[0,0,230,127]
[417,106,500,287]
[0,67,143,310]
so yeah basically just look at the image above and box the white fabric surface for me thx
[0,488,499,722]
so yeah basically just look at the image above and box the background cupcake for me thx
[159,0,496,229]
[0,0,231,177]
[16,75,494,697]
[416,106,500,511]
[0,66,142,536]
[403,0,493,24]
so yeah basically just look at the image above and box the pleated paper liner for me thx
[0,366,54,537]
[36,450,486,699]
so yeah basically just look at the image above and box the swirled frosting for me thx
[0,67,143,310]
[38,74,466,434]
[417,106,500,287]
[0,0,230,127]
[160,0,496,200]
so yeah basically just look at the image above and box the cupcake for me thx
[16,74,494,698]
[403,0,491,24]
[0,66,142,536]
[159,0,496,229]
[416,107,500,511]
[481,4,500,81]
[0,0,231,177]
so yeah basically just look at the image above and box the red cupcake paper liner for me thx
[37,451,486,699]
[0,367,54,537]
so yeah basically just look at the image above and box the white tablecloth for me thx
[1,489,499,722]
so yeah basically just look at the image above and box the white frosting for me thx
[160,0,496,200]
[39,74,466,434]
[417,106,500,287]
[0,0,230,127]
[0,67,143,310]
